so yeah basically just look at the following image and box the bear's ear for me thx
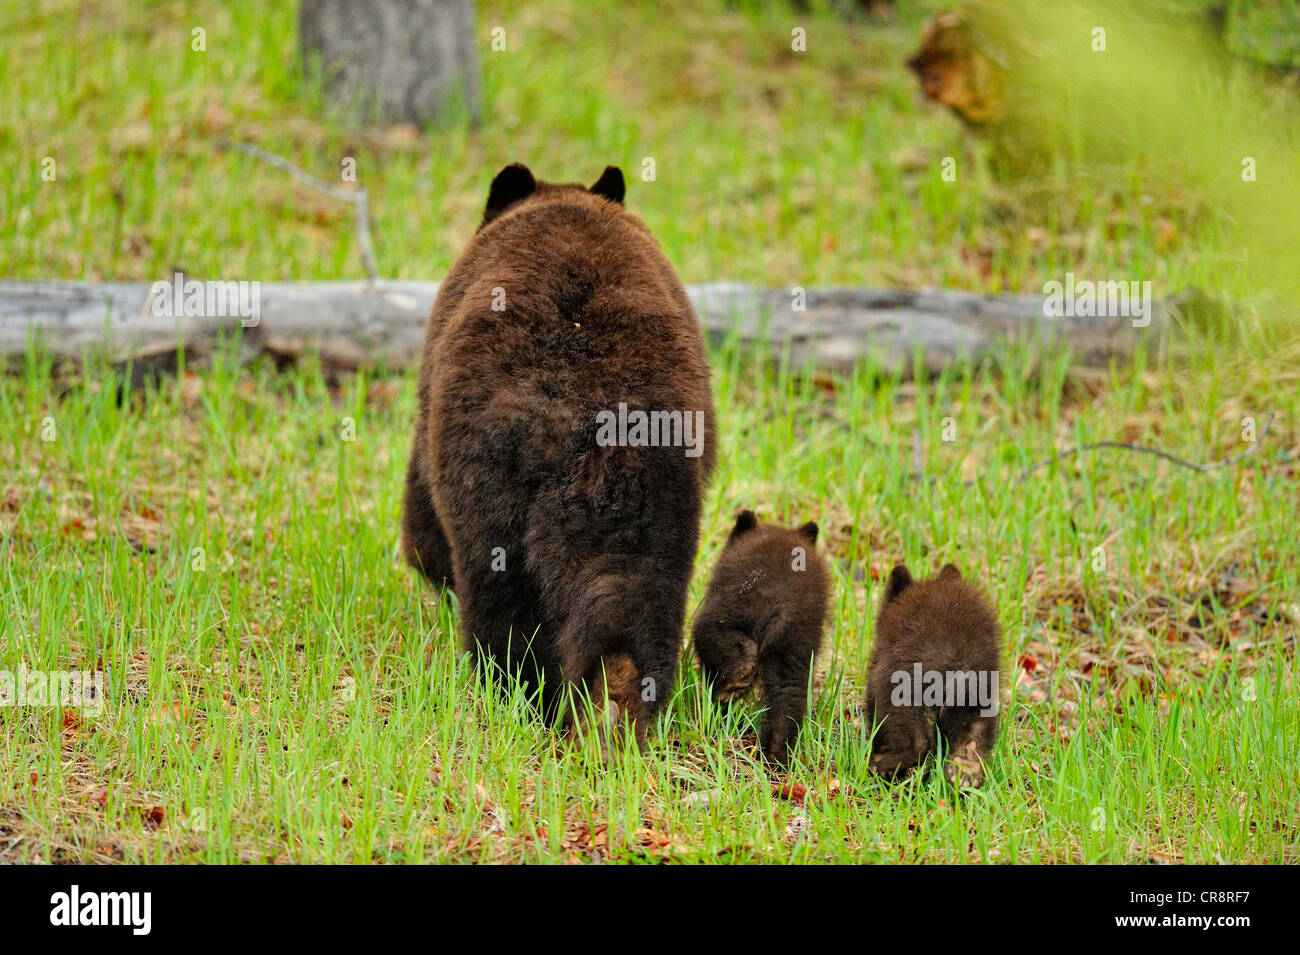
[482,163,537,227]
[797,521,819,545]
[729,510,758,540]
[883,564,913,603]
[589,166,625,204]
[938,562,962,581]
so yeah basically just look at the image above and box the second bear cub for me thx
[865,563,1002,788]
[693,511,830,764]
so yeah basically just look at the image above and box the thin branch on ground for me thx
[1014,413,1275,486]
[218,140,379,283]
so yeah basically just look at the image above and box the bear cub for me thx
[865,563,1001,788]
[693,510,830,765]
[401,163,715,753]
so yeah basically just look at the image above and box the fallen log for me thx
[0,279,1164,377]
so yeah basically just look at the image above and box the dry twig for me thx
[1013,413,1275,486]
[219,140,379,283]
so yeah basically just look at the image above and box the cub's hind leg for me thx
[868,705,934,780]
[758,649,813,766]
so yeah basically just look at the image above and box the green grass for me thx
[0,335,1295,863]
[3,0,1284,299]
[1,0,1298,863]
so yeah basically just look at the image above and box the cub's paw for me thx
[712,679,754,704]
[868,751,917,780]
[760,728,791,768]
[944,739,986,789]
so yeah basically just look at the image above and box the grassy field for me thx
[1,337,1296,864]
[1,0,1298,863]
[6,0,1285,296]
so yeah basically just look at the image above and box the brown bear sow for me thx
[693,511,829,764]
[865,563,1001,788]
[401,163,716,749]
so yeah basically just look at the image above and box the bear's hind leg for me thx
[572,654,645,759]
[555,569,683,758]
[453,551,550,716]
[401,446,455,590]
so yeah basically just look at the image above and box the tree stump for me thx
[299,0,481,127]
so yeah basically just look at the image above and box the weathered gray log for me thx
[299,0,481,127]
[0,280,1166,376]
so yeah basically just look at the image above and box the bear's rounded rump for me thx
[402,164,716,747]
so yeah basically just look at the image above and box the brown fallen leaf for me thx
[60,518,97,542]
[519,825,548,844]
[150,702,188,725]
[566,822,592,850]
[638,828,672,850]
[774,780,808,805]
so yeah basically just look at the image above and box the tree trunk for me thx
[299,0,481,127]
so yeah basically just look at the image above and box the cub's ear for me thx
[482,163,536,227]
[797,521,819,545]
[589,166,625,204]
[938,563,962,581]
[729,510,758,540]
[883,564,913,603]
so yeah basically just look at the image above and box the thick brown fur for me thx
[693,511,829,764]
[401,163,716,744]
[865,563,1002,787]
